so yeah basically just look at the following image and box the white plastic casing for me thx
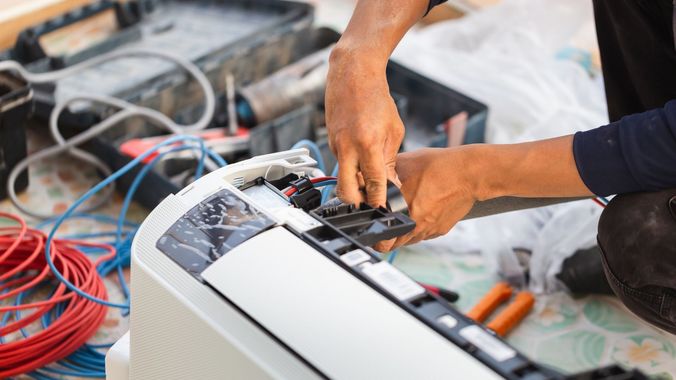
[109,149,501,379]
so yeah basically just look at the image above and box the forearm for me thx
[467,135,594,201]
[388,137,591,250]
[330,0,429,69]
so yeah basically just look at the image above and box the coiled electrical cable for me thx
[0,212,110,378]
[2,137,225,378]
[1,48,217,219]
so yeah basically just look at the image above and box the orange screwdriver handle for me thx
[466,282,513,323]
[486,291,535,336]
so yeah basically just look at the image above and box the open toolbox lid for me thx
[1,0,314,116]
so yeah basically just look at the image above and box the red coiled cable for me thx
[0,212,111,378]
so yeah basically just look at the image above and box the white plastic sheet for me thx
[393,0,608,144]
[394,0,609,293]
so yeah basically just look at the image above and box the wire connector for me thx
[289,176,321,211]
[289,176,314,194]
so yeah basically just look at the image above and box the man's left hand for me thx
[376,147,479,252]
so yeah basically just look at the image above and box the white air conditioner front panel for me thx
[202,227,500,380]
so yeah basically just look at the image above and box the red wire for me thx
[0,212,110,378]
[592,198,607,208]
[284,176,337,197]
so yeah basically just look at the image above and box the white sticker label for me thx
[437,315,458,329]
[459,325,516,362]
[277,208,322,232]
[362,262,425,301]
[340,249,371,267]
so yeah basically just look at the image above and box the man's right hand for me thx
[325,47,405,207]
[323,0,429,207]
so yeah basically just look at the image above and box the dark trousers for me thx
[597,189,676,334]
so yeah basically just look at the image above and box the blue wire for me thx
[109,144,226,302]
[37,296,107,377]
[86,342,115,349]
[43,135,209,308]
[0,275,21,344]
[387,250,399,264]
[28,137,226,377]
[114,144,224,244]
[29,370,60,380]
[292,139,326,173]
[321,163,339,204]
[3,138,222,378]
[63,231,134,241]
[14,287,34,339]
[36,213,140,231]
[112,145,197,301]
[312,180,337,188]
[38,365,104,378]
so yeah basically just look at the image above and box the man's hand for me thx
[376,136,594,252]
[377,148,478,251]
[323,0,429,207]
[326,50,404,207]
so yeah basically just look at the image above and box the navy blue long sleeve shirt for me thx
[428,0,676,196]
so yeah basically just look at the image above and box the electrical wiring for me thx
[0,213,111,379]
[101,143,224,305]
[41,136,213,309]
[291,140,326,173]
[36,214,140,231]
[321,163,340,204]
[1,137,225,379]
[592,197,607,208]
[30,143,222,379]
[283,177,338,197]
[387,250,399,264]
[2,47,217,219]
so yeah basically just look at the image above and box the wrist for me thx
[459,145,512,202]
[329,42,389,74]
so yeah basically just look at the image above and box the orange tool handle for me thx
[466,282,513,323]
[486,291,535,336]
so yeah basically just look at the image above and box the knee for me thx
[596,190,676,334]
[598,190,676,266]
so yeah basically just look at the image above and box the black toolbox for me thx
[2,0,488,209]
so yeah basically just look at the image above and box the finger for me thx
[405,233,427,246]
[359,147,388,208]
[384,156,401,188]
[391,230,418,250]
[357,172,366,188]
[374,238,396,253]
[336,153,364,205]
[387,168,402,188]
[384,130,403,188]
